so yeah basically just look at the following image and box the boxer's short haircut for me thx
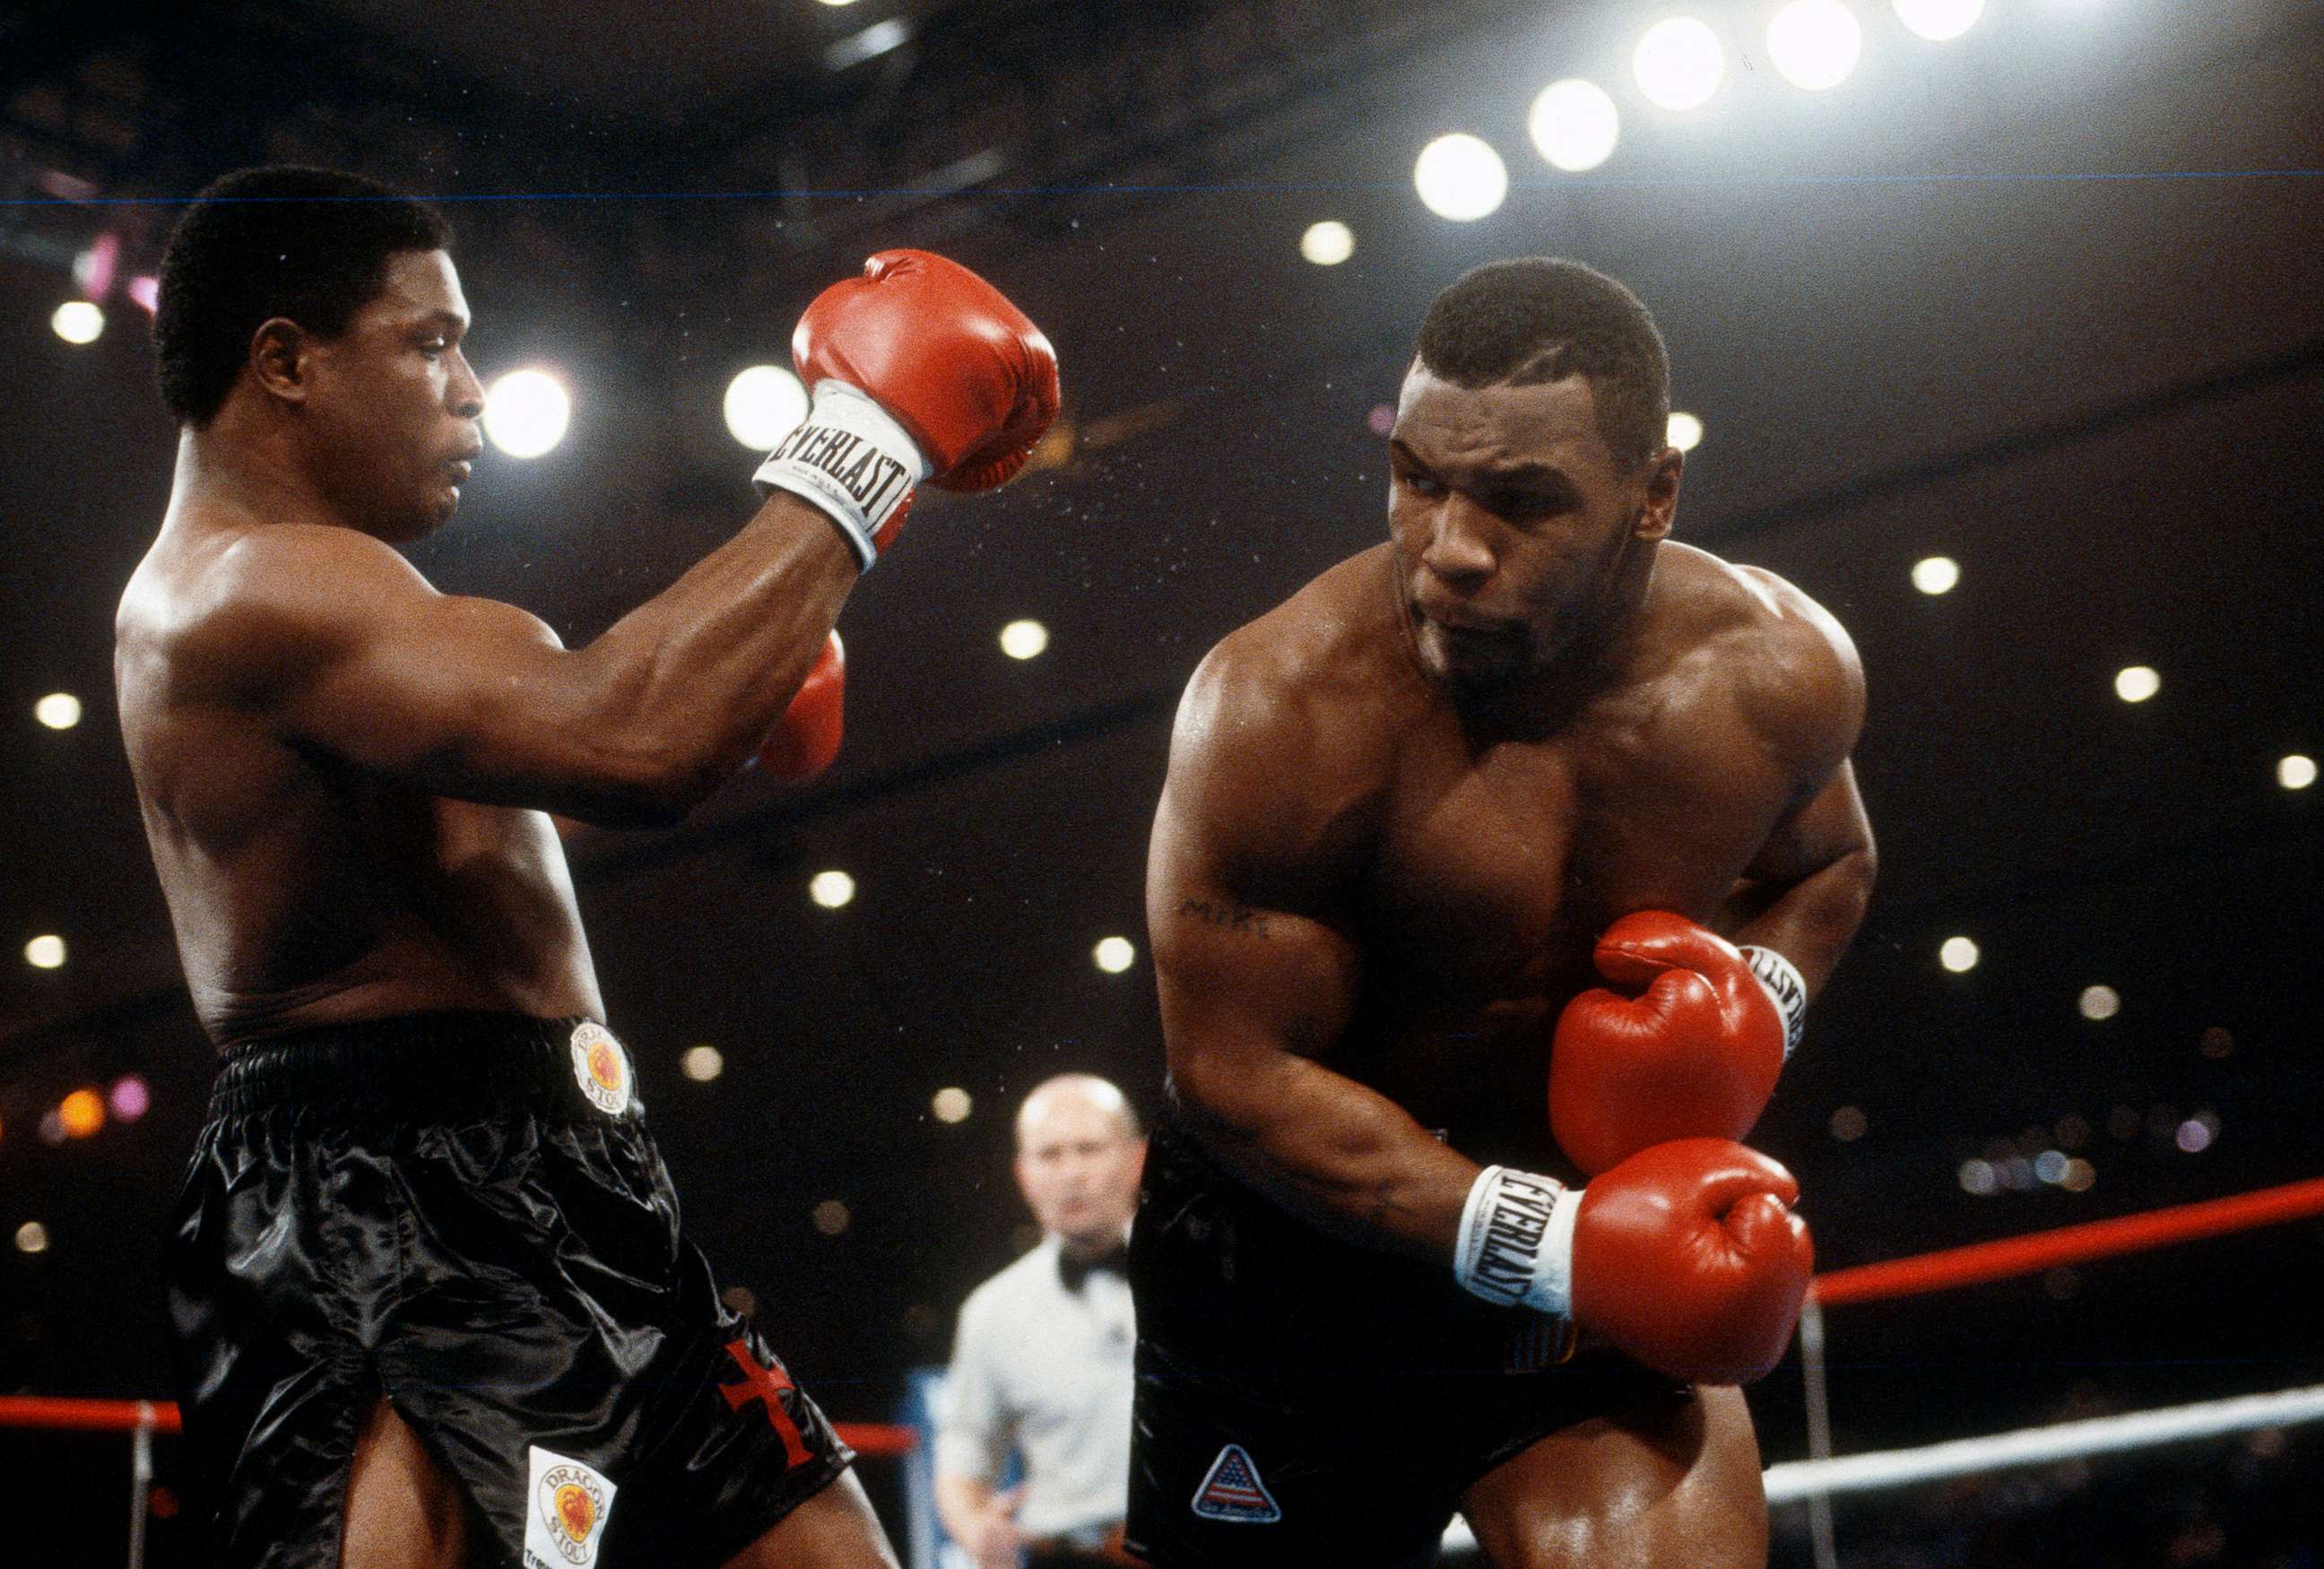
[155,165,454,426]
[1414,258,1671,472]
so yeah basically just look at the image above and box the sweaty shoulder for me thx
[1162,547,1415,884]
[132,523,554,709]
[1666,543,1865,777]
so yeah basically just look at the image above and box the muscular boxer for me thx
[116,166,1056,1568]
[1128,258,1873,1567]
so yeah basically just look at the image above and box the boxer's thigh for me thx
[717,1469,898,1569]
[343,1398,468,1569]
[1459,1383,1767,1569]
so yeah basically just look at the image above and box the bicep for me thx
[1145,772,1363,1122]
[1743,758,1873,886]
[219,540,672,820]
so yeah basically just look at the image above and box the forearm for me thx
[933,1473,998,1545]
[1172,1044,1480,1261]
[1732,844,1875,995]
[572,493,857,801]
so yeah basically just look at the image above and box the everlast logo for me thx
[1474,1174,1558,1301]
[768,421,912,516]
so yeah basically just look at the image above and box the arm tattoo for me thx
[1177,897,1271,939]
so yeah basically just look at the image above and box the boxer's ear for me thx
[249,317,314,407]
[1635,447,1682,541]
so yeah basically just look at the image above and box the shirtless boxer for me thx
[115,166,1056,1568]
[1128,258,1874,1567]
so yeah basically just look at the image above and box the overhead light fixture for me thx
[1766,0,1864,91]
[724,365,808,450]
[483,368,572,459]
[1413,134,1508,221]
[1529,79,1620,173]
[1633,18,1726,112]
[1300,221,1355,266]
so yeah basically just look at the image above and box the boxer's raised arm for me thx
[1147,636,1478,1259]
[183,499,855,827]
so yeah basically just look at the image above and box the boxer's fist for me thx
[757,632,844,781]
[794,250,1060,493]
[1550,911,1787,1176]
[1573,1139,1813,1385]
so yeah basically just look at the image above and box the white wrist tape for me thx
[752,381,929,570]
[1454,1166,1582,1316]
[1739,944,1808,1060]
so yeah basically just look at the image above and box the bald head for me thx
[1013,1074,1145,1259]
[1015,1073,1140,1150]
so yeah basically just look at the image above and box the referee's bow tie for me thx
[1058,1241,1130,1292]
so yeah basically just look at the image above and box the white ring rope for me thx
[1439,1381,2324,1553]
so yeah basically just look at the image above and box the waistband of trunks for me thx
[205,1011,642,1123]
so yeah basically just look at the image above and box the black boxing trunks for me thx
[1124,1116,1687,1569]
[167,1012,852,1568]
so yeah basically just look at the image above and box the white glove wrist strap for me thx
[1739,945,1808,1060]
[1454,1166,1581,1317]
[752,381,929,570]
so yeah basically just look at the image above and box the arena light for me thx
[809,870,856,909]
[1300,221,1355,266]
[13,1221,48,1255]
[812,1199,852,1235]
[482,368,571,459]
[724,365,808,450]
[1957,1158,1997,1196]
[1093,936,1137,974]
[999,620,1050,660]
[2078,984,2120,1021]
[57,1088,104,1140]
[1766,0,1864,91]
[24,934,65,970]
[1412,134,1508,221]
[1912,555,1960,595]
[1633,17,1726,113]
[1829,1105,1868,1141]
[932,1087,973,1124]
[2114,664,2160,703]
[1666,412,1704,453]
[681,1045,724,1082]
[108,1076,151,1122]
[34,692,82,730]
[1939,935,1979,973]
[2278,754,2316,790]
[50,300,104,345]
[1529,79,1620,173]
[1894,0,1984,41]
[2176,1114,2218,1154]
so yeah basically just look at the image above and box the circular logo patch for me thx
[535,1461,610,1564]
[569,1022,632,1116]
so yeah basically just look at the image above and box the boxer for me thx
[117,165,1056,1568]
[1128,258,1874,1567]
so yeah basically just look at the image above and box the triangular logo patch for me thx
[1191,1443,1281,1523]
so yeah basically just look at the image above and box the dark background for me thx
[3,0,2320,1562]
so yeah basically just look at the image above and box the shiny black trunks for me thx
[168,1012,850,1568]
[1124,1116,1686,1568]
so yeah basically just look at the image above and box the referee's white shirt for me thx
[933,1233,1137,1538]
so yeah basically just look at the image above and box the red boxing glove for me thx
[757,632,844,782]
[1571,1140,1813,1385]
[1549,911,1788,1177]
[758,251,1060,568]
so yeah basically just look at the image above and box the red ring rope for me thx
[1811,1173,2324,1306]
